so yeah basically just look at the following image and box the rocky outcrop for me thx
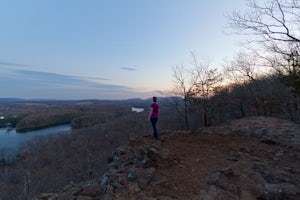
[34,181,102,200]
[100,139,173,199]
[35,117,300,200]
[231,116,300,148]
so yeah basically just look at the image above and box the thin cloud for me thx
[9,69,130,93]
[121,67,137,71]
[1,68,152,99]
[72,75,110,81]
[13,69,110,83]
[0,61,30,68]
[0,61,109,81]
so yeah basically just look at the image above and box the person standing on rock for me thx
[148,96,159,140]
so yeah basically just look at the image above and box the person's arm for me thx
[148,107,153,120]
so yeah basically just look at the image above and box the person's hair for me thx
[152,96,157,102]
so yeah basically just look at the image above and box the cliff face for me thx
[35,117,300,200]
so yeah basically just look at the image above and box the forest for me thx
[0,0,299,199]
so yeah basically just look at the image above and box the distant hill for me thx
[0,97,177,103]
[0,98,25,102]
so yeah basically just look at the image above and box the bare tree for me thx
[279,50,300,93]
[227,0,300,120]
[224,52,261,83]
[171,53,224,128]
[171,64,196,130]
[224,52,263,116]
[227,0,300,78]
[227,0,300,54]
[190,54,223,126]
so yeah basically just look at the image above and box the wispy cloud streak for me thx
[12,69,115,87]
[71,75,110,81]
[121,67,137,71]
[0,61,110,81]
[13,69,110,83]
[0,61,30,68]
[0,68,149,99]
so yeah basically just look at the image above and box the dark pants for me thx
[150,118,158,139]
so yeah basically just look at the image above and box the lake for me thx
[0,124,71,149]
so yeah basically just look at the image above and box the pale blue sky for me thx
[0,0,246,100]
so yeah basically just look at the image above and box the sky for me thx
[0,0,247,100]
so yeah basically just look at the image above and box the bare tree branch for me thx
[227,0,300,45]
